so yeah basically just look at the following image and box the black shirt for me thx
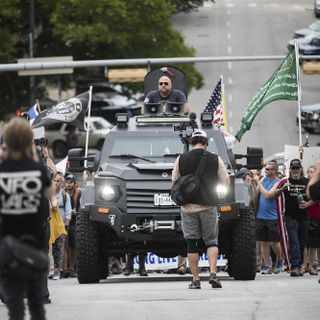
[283,176,309,222]
[0,157,51,247]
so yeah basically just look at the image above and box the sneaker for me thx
[261,266,272,275]
[43,297,51,304]
[139,267,148,277]
[188,280,201,289]
[290,268,300,277]
[123,267,133,276]
[276,260,285,272]
[177,266,186,275]
[52,273,60,280]
[208,273,222,288]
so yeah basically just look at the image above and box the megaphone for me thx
[164,101,184,115]
[143,103,163,116]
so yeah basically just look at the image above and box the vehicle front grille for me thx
[126,186,179,214]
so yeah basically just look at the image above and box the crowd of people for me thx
[243,158,320,279]
[0,73,320,319]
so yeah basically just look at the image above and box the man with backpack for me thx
[172,129,229,289]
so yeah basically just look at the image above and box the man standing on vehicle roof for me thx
[144,75,190,114]
[172,129,230,289]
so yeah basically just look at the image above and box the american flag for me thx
[204,78,223,125]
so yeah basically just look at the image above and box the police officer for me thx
[172,129,230,289]
[0,117,55,319]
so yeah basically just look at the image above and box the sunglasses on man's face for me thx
[159,82,169,86]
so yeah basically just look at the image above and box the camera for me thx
[34,137,48,147]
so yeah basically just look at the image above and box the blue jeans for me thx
[284,216,309,269]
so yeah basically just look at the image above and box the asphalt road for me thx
[1,272,319,320]
[173,0,320,157]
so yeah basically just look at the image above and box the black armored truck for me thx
[68,67,263,284]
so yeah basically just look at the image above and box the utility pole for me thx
[29,0,35,105]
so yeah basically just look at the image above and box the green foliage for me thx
[0,0,204,119]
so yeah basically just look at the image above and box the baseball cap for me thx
[290,159,302,169]
[65,174,76,181]
[191,129,207,139]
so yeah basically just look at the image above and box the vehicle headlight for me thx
[312,113,320,120]
[100,185,116,201]
[216,184,228,199]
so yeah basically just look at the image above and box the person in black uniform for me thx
[0,117,55,320]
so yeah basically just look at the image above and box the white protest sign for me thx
[133,253,227,270]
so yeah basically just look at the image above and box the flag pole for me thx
[221,75,227,128]
[294,41,303,157]
[84,86,93,168]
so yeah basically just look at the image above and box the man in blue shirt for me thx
[254,160,282,274]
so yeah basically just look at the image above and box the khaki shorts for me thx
[181,207,218,247]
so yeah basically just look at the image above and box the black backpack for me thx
[170,152,207,206]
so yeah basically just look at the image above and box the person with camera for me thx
[0,117,54,320]
[172,129,229,289]
[144,75,190,114]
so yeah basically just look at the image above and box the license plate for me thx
[154,193,175,206]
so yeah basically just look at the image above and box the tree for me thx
[0,0,204,119]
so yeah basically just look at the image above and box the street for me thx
[173,0,319,156]
[1,272,319,320]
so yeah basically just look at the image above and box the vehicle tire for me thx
[76,210,101,284]
[226,255,233,278]
[231,207,256,280]
[52,140,68,158]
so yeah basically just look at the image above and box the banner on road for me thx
[133,253,227,270]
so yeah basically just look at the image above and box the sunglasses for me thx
[265,168,274,171]
[159,82,169,86]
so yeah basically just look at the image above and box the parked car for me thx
[298,36,320,57]
[91,92,141,124]
[76,80,142,123]
[315,0,320,18]
[296,103,320,133]
[46,116,113,158]
[294,20,320,38]
[288,33,320,51]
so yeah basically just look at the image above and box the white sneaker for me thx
[52,273,60,280]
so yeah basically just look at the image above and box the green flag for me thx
[235,49,298,141]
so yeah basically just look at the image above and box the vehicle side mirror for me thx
[67,148,84,172]
[246,147,263,170]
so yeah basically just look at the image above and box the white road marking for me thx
[226,3,235,8]
[248,3,257,8]
[228,46,232,54]
[228,125,234,133]
[292,4,302,11]
[228,111,233,118]
[227,20,231,27]
[228,94,233,102]
[228,77,233,85]
[270,3,279,8]
[227,33,231,40]
[228,62,232,70]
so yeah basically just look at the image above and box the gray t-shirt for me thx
[144,89,187,103]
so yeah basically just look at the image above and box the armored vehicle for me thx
[68,67,263,284]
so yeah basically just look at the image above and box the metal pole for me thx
[294,41,303,154]
[84,86,93,168]
[29,0,35,105]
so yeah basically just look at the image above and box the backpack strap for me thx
[196,151,207,176]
